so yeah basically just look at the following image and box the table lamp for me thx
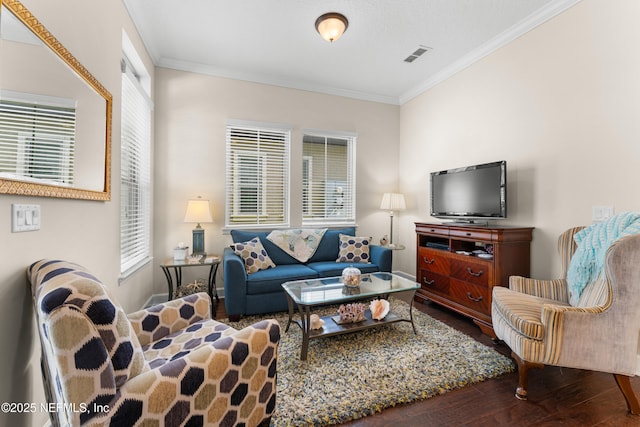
[184,197,213,255]
[380,193,406,247]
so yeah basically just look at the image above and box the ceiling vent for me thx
[404,45,432,63]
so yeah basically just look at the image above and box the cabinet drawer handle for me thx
[423,257,435,264]
[467,292,483,302]
[466,232,472,236]
[422,278,435,285]
[467,267,483,277]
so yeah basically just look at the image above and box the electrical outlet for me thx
[592,205,614,223]
[12,204,41,232]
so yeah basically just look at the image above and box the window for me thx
[302,131,355,225]
[0,91,76,185]
[225,122,290,227]
[120,54,151,275]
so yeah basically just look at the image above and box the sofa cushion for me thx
[308,227,356,263]
[492,286,569,341]
[308,262,379,277]
[336,234,371,263]
[246,264,319,295]
[231,230,299,265]
[231,237,276,274]
[142,319,236,369]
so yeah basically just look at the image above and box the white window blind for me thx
[302,132,355,225]
[120,58,151,274]
[225,123,289,227]
[0,91,76,185]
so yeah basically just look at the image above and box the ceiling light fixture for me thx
[315,12,349,43]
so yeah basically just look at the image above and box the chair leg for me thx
[613,374,640,415]
[512,351,543,400]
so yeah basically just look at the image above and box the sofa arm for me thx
[509,276,569,303]
[128,293,211,347]
[93,319,281,427]
[224,247,249,317]
[370,244,392,272]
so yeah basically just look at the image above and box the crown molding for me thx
[157,57,402,105]
[127,0,581,107]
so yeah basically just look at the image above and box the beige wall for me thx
[152,68,401,287]
[397,0,640,279]
[3,0,640,425]
[0,1,154,426]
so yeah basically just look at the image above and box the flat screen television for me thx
[430,160,507,222]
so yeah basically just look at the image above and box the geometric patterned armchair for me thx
[28,259,280,426]
[491,227,640,414]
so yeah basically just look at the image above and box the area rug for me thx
[233,298,515,426]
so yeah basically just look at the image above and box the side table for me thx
[160,255,221,317]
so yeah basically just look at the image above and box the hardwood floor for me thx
[213,298,640,427]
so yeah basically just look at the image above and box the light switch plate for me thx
[12,204,41,232]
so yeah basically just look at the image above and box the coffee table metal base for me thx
[284,291,418,361]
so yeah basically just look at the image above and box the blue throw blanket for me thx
[567,212,640,305]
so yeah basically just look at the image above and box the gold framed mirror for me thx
[0,0,111,200]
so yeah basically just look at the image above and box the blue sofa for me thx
[223,227,392,320]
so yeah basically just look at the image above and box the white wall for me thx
[152,68,401,287]
[397,0,640,279]
[0,1,153,426]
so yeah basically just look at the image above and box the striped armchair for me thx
[491,228,640,414]
[29,259,280,427]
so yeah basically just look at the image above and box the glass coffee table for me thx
[282,272,420,360]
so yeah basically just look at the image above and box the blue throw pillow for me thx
[230,237,276,274]
[336,234,371,263]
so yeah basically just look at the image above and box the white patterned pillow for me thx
[231,237,276,274]
[336,234,371,263]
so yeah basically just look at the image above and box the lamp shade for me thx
[380,193,406,211]
[184,198,213,224]
[315,12,349,43]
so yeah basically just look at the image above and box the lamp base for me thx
[192,228,205,255]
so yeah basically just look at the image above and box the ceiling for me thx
[123,0,579,105]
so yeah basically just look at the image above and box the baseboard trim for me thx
[392,270,415,281]
[142,274,411,311]
[142,288,225,309]
[141,274,414,311]
[142,293,168,309]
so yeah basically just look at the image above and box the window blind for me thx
[225,124,289,227]
[0,92,76,185]
[302,133,355,225]
[120,59,151,274]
